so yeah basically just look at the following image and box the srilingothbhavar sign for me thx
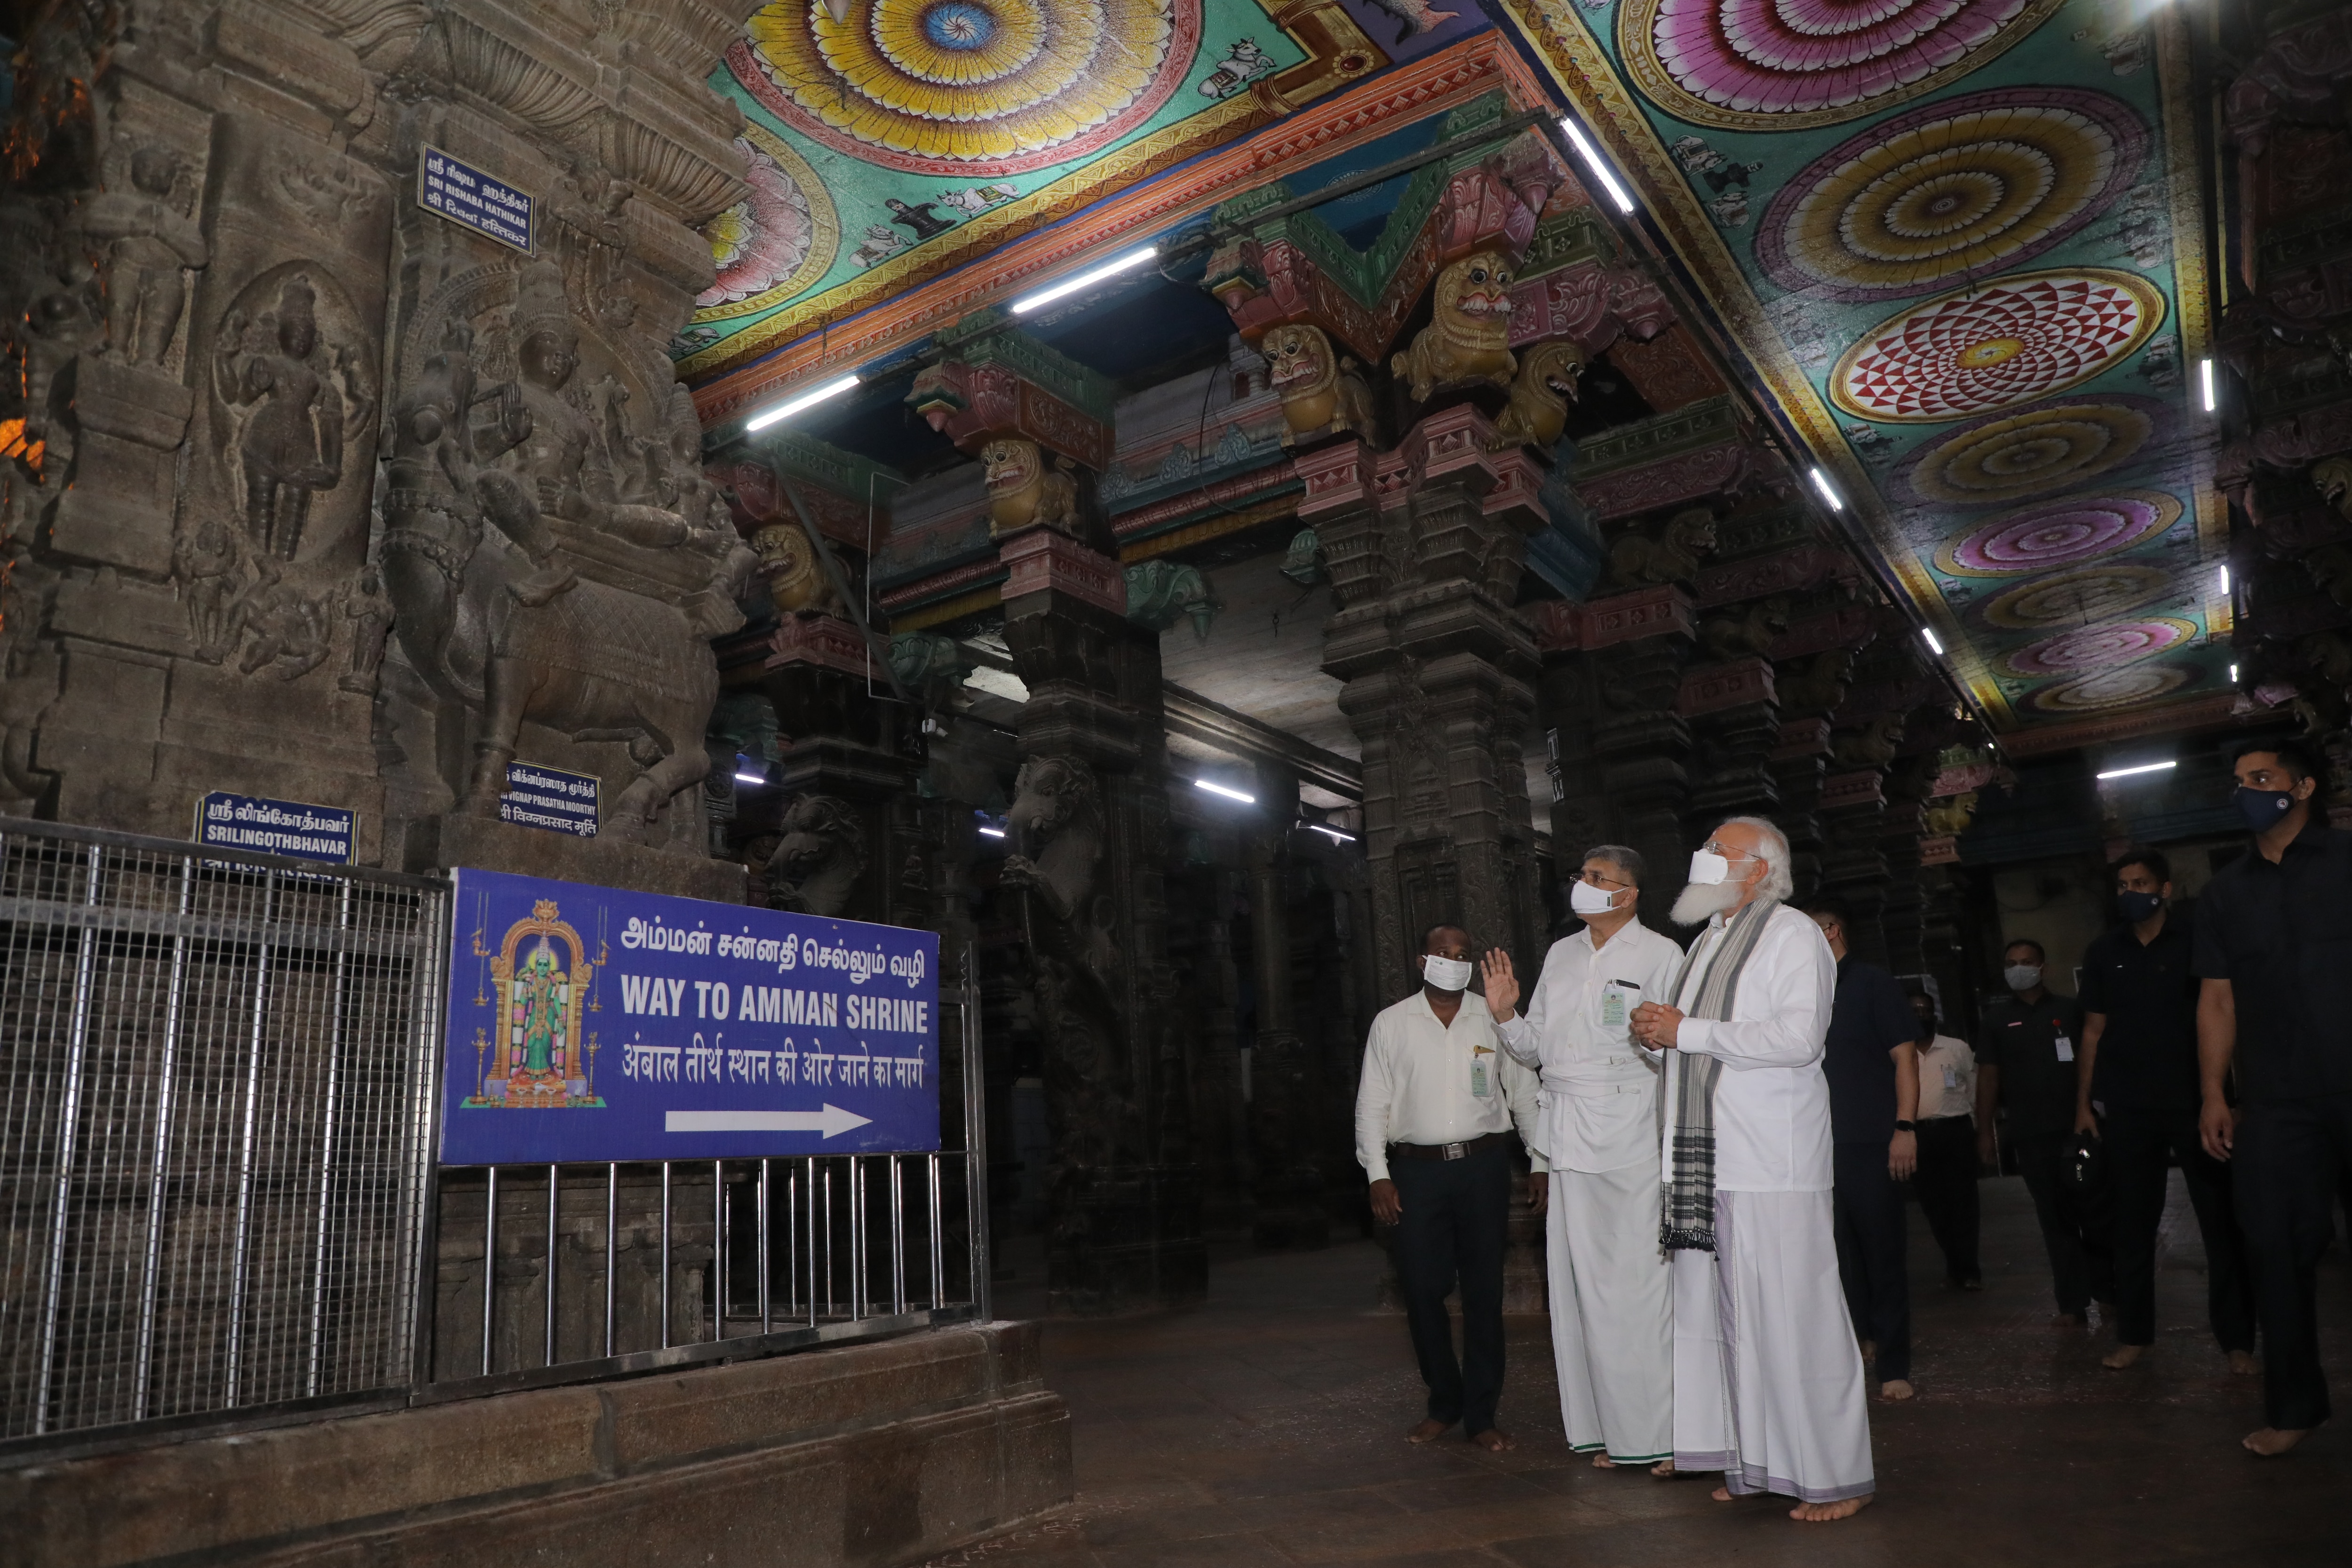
[194,792,353,863]
[439,867,941,1164]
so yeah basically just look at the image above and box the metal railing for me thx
[0,817,990,1456]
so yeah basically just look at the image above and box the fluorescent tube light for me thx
[745,373,860,432]
[1921,627,1944,656]
[977,826,1006,839]
[1307,824,1355,843]
[2218,564,2231,595]
[1810,467,1844,511]
[1194,779,1255,804]
[1558,117,1636,215]
[2230,663,2240,684]
[2096,760,2176,780]
[733,772,767,785]
[1009,245,1158,315]
[2201,358,2217,413]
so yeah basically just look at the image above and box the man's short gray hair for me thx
[1718,815,1796,903]
[1578,843,1646,886]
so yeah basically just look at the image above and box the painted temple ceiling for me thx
[1499,0,2232,749]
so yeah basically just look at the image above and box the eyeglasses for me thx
[1700,840,1759,861]
[1574,869,1632,889]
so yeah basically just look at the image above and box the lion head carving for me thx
[1392,249,1518,401]
[750,520,836,616]
[765,793,867,917]
[983,436,1079,538]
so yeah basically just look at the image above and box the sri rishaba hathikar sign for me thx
[439,868,940,1165]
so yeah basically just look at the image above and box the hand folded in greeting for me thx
[1629,1001,1683,1048]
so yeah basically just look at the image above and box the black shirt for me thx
[1825,955,1915,1144]
[2079,918,2199,1115]
[2192,821,2352,1103]
[1977,991,2085,1137]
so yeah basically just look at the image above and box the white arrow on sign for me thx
[664,1105,873,1138]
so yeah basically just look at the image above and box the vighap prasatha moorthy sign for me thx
[438,867,941,1165]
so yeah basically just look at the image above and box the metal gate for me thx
[0,816,990,1456]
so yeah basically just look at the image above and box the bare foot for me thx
[1406,1418,1451,1444]
[2102,1344,2146,1370]
[1590,1452,1617,1469]
[2244,1427,2311,1457]
[1468,1427,1516,1452]
[1711,1486,1735,1503]
[1793,1494,1875,1522]
[2229,1350,2260,1376]
[1880,1379,1915,1401]
[1650,1460,1677,1479]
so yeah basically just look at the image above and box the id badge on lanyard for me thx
[1598,979,1641,1030]
[1471,1045,1493,1098]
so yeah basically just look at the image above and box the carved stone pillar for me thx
[1193,866,1251,1233]
[1243,766,1326,1249]
[999,526,1204,1311]
[1307,408,1548,1002]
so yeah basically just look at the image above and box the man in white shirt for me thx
[1629,816,1874,1522]
[1356,924,1543,1452]
[1481,844,1683,1470]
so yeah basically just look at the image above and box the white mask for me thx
[1570,879,1623,916]
[1687,848,1730,885]
[1421,954,1473,992]
[2003,963,2042,992]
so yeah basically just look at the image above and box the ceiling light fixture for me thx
[1558,118,1636,215]
[744,372,860,432]
[1809,466,1844,511]
[2230,663,2241,684]
[732,772,767,785]
[1306,824,1356,843]
[1921,627,1944,656]
[2218,564,2231,595]
[1194,779,1256,804]
[1009,244,1159,315]
[977,826,1006,839]
[2096,760,2176,780]
[2200,358,2217,414]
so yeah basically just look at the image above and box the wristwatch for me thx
[1893,1119,1916,1132]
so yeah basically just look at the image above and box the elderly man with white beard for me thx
[1629,815,1875,1522]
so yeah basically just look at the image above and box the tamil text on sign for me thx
[439,867,943,1163]
[418,145,533,254]
[194,791,354,864]
[501,761,598,837]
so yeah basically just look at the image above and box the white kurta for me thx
[1665,902,1873,1502]
[1496,921,1684,1459]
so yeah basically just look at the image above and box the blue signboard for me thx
[193,792,353,863]
[418,145,533,254]
[439,868,942,1164]
[501,762,598,837]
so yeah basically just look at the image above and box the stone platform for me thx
[4,1322,1067,1568]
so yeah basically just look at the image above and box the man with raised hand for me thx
[1356,925,1543,1453]
[1483,845,1684,1472]
[1632,817,1874,1522]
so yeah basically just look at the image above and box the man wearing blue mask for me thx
[1484,846,1684,1472]
[2192,737,2352,1456]
[1356,924,1543,1452]
[2075,846,2255,1377]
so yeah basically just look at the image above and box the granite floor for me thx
[927,1174,2351,1568]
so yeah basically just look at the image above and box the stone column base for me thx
[4,1322,1070,1568]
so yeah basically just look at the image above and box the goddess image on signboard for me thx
[464,899,606,1109]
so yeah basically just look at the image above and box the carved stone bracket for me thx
[1771,716,1833,761]
[1574,397,1788,524]
[1000,527,1128,616]
[909,313,1117,469]
[1821,769,1887,811]
[1697,542,1862,609]
[1677,656,1775,718]
[765,613,874,679]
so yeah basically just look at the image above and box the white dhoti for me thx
[1671,1190,1874,1503]
[1546,1162,1673,1461]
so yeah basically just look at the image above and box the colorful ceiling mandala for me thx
[1977,564,2172,629]
[1756,88,2145,300]
[1831,269,2165,423]
[699,129,839,312]
[2000,617,2195,677]
[2029,663,2193,712]
[1933,488,2181,576]
[1618,0,2067,131]
[1502,0,2227,742]
[738,0,1196,173]
[1898,398,2163,507]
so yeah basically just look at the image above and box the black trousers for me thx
[1912,1115,1981,1285]
[2103,1108,2256,1353]
[2233,1093,2352,1430]
[2011,1132,2115,1316]
[1832,1140,1911,1382]
[1388,1144,1510,1435]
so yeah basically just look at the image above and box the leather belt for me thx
[1386,1131,1514,1162]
